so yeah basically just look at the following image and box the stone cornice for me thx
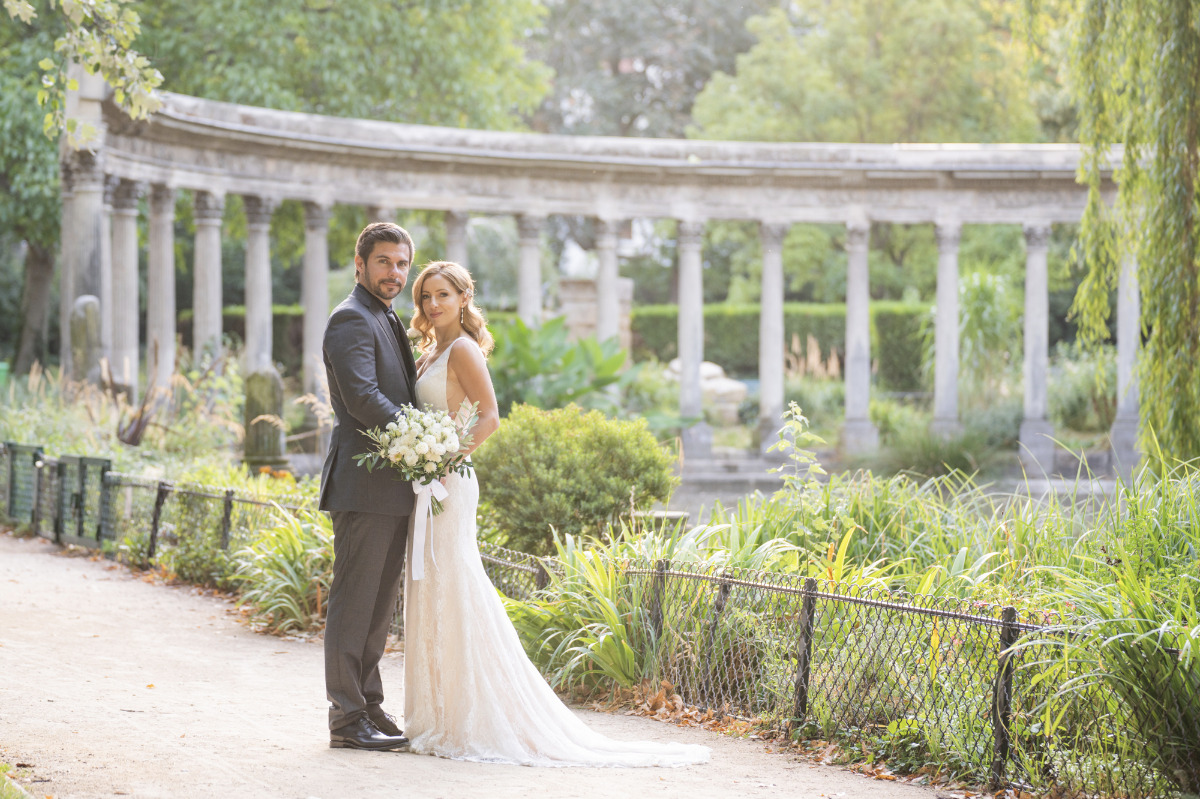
[102,91,1118,225]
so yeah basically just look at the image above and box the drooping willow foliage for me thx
[1068,0,1200,467]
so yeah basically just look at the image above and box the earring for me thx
[460,306,465,325]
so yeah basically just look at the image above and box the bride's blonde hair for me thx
[409,261,495,356]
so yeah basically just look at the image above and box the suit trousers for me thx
[325,510,410,730]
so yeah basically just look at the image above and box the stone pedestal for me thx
[243,369,288,471]
[1018,418,1056,476]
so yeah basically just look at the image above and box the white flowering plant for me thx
[353,402,478,514]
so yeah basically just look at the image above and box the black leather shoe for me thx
[369,711,404,738]
[330,716,410,751]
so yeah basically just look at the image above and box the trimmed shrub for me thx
[474,404,677,556]
[873,302,928,392]
[179,305,305,377]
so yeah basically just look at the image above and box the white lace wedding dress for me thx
[402,338,710,767]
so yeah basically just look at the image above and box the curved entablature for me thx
[100,91,1109,224]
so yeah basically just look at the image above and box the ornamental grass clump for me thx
[234,508,334,634]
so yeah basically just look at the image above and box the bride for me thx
[402,261,709,768]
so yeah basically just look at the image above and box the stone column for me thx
[110,179,140,398]
[844,219,879,453]
[445,210,469,267]
[517,213,545,325]
[302,202,331,396]
[758,222,788,449]
[677,219,711,458]
[58,163,76,378]
[1019,224,1055,472]
[99,176,115,364]
[243,195,276,374]
[1110,253,1141,482]
[147,184,176,392]
[595,218,621,341]
[932,220,962,435]
[242,195,287,471]
[193,191,225,361]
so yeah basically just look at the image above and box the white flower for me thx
[430,444,446,458]
[415,441,430,456]
[422,434,437,447]
[443,434,460,452]
[423,461,438,473]
[403,451,419,467]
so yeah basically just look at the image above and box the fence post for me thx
[534,561,550,591]
[219,489,235,549]
[75,459,86,541]
[990,605,1019,788]
[96,463,112,542]
[701,573,734,712]
[30,455,43,537]
[54,460,67,544]
[4,442,13,519]
[147,481,172,561]
[649,558,668,640]
[791,577,819,731]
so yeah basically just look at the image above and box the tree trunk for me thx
[13,242,54,375]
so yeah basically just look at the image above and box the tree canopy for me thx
[133,0,549,130]
[689,0,1042,143]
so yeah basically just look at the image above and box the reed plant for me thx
[233,507,334,634]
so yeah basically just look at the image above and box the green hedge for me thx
[631,302,929,389]
[179,305,305,376]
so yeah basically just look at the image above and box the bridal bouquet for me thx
[353,402,478,516]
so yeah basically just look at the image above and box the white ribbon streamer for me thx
[411,480,449,580]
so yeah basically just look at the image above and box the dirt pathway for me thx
[0,533,938,799]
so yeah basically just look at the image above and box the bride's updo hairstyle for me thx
[409,261,495,357]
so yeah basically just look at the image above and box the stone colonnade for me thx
[61,87,1134,473]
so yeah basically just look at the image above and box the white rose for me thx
[444,434,460,452]
[430,444,446,458]
[422,434,436,447]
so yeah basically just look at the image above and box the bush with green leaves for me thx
[475,404,677,555]
[488,316,632,415]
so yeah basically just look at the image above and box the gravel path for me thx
[0,532,938,799]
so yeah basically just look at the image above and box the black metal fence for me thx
[0,443,1188,798]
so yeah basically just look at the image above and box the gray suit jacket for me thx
[319,284,419,516]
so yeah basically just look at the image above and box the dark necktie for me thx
[385,308,406,347]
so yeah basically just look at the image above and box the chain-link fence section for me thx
[0,443,1189,797]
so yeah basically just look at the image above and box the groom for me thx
[320,222,419,751]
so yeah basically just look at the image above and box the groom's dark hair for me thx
[355,222,414,263]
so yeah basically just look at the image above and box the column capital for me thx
[845,220,870,251]
[243,195,276,227]
[303,201,332,230]
[677,220,705,249]
[64,149,104,191]
[760,221,790,251]
[194,190,226,222]
[1023,223,1053,250]
[111,178,141,211]
[517,213,545,242]
[149,184,175,216]
[935,220,962,250]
